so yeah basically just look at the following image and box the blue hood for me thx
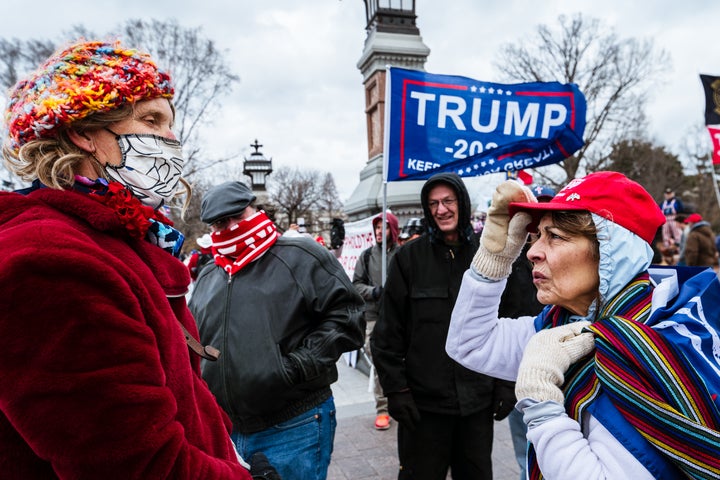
[583,213,654,321]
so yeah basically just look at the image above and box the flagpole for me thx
[381,182,387,286]
[381,65,392,287]
[713,162,720,211]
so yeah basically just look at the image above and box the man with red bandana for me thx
[188,181,365,480]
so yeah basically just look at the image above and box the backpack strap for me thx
[179,322,220,361]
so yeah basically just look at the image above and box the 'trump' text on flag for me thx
[383,67,587,182]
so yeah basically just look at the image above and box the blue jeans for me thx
[231,396,337,480]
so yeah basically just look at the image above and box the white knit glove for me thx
[515,321,595,404]
[472,180,536,280]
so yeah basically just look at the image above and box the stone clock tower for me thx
[344,0,430,221]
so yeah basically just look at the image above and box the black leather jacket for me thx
[189,236,365,433]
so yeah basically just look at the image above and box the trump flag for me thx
[700,74,720,164]
[383,67,587,182]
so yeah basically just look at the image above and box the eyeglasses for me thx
[210,212,245,231]
[428,197,458,211]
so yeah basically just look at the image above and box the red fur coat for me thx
[0,188,251,479]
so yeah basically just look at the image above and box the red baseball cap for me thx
[509,171,665,245]
[684,213,703,224]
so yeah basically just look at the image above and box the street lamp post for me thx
[243,139,273,191]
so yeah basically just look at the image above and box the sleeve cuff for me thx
[516,398,566,429]
[469,265,505,282]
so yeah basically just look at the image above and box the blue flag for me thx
[383,67,587,181]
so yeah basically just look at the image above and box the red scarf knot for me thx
[91,181,172,238]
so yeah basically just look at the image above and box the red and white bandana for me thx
[210,210,279,276]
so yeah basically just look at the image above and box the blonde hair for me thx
[2,101,191,215]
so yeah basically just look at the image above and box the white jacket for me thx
[446,215,667,479]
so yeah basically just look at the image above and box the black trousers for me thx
[397,406,494,480]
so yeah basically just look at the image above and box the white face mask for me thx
[103,131,184,209]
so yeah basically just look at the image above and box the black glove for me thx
[492,379,517,421]
[371,285,383,300]
[388,391,421,431]
[250,452,282,480]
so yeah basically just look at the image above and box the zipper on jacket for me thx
[224,273,233,339]
[224,277,234,314]
[220,274,234,415]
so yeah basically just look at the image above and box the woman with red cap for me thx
[447,171,720,479]
[0,41,261,478]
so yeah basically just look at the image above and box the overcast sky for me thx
[2,0,720,201]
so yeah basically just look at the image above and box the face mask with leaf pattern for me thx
[103,130,184,209]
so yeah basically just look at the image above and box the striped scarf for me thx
[590,316,720,478]
[527,272,720,479]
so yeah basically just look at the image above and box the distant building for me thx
[344,0,430,224]
[243,139,273,207]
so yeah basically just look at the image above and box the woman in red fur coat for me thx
[0,41,257,479]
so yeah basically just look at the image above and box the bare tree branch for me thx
[0,38,56,189]
[267,167,324,227]
[494,13,671,183]
[0,38,55,90]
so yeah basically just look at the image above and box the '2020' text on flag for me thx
[383,67,587,182]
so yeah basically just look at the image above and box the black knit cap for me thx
[200,181,256,224]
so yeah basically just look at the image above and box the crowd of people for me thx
[654,188,720,272]
[2,38,720,480]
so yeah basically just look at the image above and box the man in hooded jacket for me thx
[352,211,400,430]
[371,173,501,479]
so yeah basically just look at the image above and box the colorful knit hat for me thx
[4,40,174,152]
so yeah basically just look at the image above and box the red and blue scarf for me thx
[19,177,184,257]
